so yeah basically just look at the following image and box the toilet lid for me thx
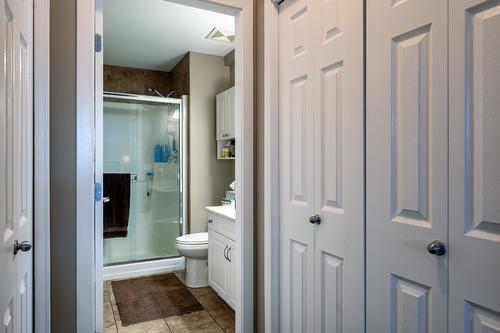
[176,232,208,245]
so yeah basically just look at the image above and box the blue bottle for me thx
[154,144,163,162]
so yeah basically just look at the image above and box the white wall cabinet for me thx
[216,87,235,140]
[207,212,236,310]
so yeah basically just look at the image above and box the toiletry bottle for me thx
[162,144,169,163]
[154,144,162,162]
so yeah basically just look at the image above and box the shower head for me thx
[147,87,165,97]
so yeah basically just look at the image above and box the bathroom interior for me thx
[101,1,237,331]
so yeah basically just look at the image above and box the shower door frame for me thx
[99,93,188,270]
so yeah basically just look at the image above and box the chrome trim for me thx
[103,91,182,105]
[180,95,189,237]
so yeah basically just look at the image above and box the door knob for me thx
[309,215,321,225]
[14,240,32,255]
[103,197,110,203]
[427,240,446,256]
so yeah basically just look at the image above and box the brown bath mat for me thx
[111,273,203,326]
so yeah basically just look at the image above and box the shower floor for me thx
[103,271,235,333]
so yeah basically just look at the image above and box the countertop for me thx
[205,205,236,221]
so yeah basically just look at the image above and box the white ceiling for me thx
[103,0,235,72]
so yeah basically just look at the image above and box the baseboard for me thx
[103,257,185,281]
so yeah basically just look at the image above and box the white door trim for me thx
[33,0,51,331]
[263,1,280,332]
[80,0,254,332]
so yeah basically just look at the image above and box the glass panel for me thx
[103,98,181,265]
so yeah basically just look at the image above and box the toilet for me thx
[175,232,209,288]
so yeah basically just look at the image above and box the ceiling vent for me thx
[206,27,235,43]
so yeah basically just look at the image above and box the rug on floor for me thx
[111,273,204,326]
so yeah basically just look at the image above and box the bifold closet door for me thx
[278,0,364,331]
[366,0,448,330]
[449,0,500,330]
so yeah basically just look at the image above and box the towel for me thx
[103,173,131,238]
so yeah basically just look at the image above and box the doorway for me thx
[92,0,254,332]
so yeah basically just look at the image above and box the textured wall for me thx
[171,53,190,96]
[103,64,172,96]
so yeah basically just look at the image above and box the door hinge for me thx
[95,34,102,53]
[94,183,102,202]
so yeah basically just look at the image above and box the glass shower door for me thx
[103,98,182,265]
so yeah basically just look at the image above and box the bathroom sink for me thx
[205,205,235,221]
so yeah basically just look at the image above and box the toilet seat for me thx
[176,232,208,245]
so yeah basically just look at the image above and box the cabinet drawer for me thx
[207,213,219,232]
[218,216,235,241]
[207,212,235,241]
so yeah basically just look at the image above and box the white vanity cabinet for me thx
[216,87,235,140]
[206,207,236,310]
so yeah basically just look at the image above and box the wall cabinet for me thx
[207,213,236,309]
[216,87,235,140]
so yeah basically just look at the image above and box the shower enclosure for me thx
[102,93,187,267]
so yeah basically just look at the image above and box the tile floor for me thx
[104,273,235,333]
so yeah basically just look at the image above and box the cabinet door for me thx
[216,93,225,140]
[208,230,229,299]
[227,240,236,310]
[227,87,235,139]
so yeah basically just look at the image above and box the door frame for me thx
[33,0,51,331]
[78,0,254,332]
[263,1,280,332]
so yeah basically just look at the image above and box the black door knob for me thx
[309,215,321,225]
[14,240,32,255]
[427,240,446,256]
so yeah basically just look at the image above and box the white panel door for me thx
[0,0,33,332]
[279,0,316,331]
[312,0,364,331]
[449,0,500,331]
[366,0,448,330]
[279,0,364,331]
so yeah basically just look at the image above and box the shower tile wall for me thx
[104,57,189,97]
[103,101,180,264]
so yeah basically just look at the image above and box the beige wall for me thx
[50,0,77,331]
[188,52,235,233]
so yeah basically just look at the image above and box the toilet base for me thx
[184,258,208,288]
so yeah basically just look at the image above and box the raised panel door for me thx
[279,0,316,331]
[0,0,33,331]
[449,0,500,330]
[366,0,448,330]
[312,0,364,331]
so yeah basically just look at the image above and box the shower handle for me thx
[103,197,111,203]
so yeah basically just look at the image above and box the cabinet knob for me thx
[208,218,213,224]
